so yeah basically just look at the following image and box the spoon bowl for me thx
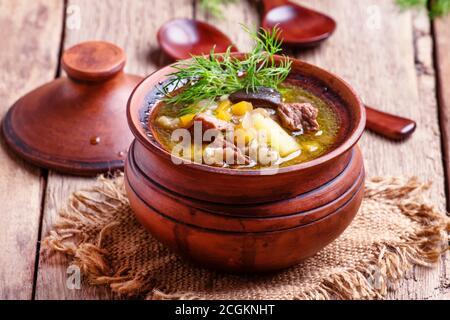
[157,18,237,61]
[261,0,336,47]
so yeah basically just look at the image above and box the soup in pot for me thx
[150,81,341,169]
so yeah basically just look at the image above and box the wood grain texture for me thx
[195,0,258,52]
[433,13,450,299]
[434,15,450,212]
[0,0,63,299]
[34,0,192,300]
[35,173,113,299]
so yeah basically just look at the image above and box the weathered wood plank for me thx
[295,0,447,299]
[36,173,114,299]
[195,0,259,52]
[0,0,63,300]
[34,0,193,300]
[433,13,450,299]
[434,15,450,212]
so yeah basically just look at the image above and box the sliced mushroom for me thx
[229,87,282,108]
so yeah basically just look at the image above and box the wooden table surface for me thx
[0,0,449,300]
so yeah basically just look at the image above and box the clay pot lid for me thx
[2,41,143,175]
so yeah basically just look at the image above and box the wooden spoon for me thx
[157,18,238,60]
[261,0,336,47]
[157,19,416,140]
[365,105,416,141]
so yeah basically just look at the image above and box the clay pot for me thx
[125,54,366,272]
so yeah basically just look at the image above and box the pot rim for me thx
[127,54,366,176]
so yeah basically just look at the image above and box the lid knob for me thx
[62,41,126,82]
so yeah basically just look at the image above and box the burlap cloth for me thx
[44,175,450,300]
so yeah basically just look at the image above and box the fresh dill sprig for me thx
[161,26,292,116]
[396,0,450,18]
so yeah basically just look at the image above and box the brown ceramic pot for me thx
[2,41,142,175]
[126,141,364,232]
[125,170,364,272]
[125,54,366,272]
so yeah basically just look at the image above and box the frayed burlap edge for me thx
[42,175,450,300]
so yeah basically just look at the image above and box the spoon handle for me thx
[262,0,289,13]
[365,105,416,140]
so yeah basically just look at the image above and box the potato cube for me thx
[251,113,301,157]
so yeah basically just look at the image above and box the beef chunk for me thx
[277,102,320,132]
[192,113,233,131]
[229,87,282,108]
[204,136,250,166]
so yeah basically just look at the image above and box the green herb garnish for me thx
[430,0,450,16]
[161,26,292,116]
[396,0,450,18]
[396,0,427,8]
[199,0,236,19]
